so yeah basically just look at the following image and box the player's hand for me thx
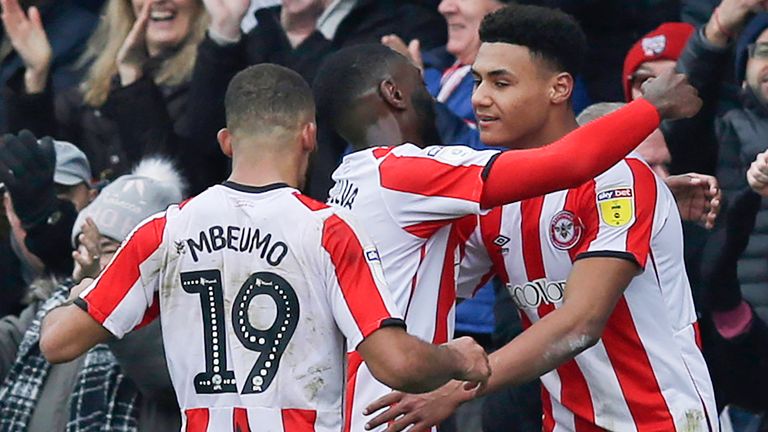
[705,0,768,43]
[665,173,721,229]
[67,277,94,301]
[364,381,470,432]
[116,0,151,86]
[203,0,250,41]
[381,34,423,72]
[445,336,491,388]
[0,0,52,93]
[748,150,768,197]
[72,218,103,283]
[641,70,702,120]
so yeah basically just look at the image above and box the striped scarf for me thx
[0,280,140,431]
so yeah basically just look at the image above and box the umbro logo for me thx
[493,235,510,247]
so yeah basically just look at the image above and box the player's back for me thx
[157,182,390,431]
[329,144,497,342]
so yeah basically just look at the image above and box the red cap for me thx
[622,22,694,101]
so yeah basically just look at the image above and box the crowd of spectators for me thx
[1,0,768,430]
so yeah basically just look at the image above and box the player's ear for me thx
[300,121,317,154]
[550,72,574,105]
[217,128,233,158]
[379,79,407,111]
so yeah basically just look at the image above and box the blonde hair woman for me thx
[1,0,208,182]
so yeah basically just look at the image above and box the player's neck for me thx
[353,114,421,150]
[228,156,303,189]
[511,112,579,150]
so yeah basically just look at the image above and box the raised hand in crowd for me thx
[747,149,768,196]
[381,34,423,71]
[0,0,53,93]
[665,173,721,229]
[202,0,250,42]
[116,0,152,86]
[0,131,57,229]
[72,218,106,283]
[706,0,768,46]
[640,69,702,120]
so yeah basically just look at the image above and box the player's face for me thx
[745,29,768,105]
[471,42,554,149]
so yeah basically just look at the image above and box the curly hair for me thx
[479,4,587,77]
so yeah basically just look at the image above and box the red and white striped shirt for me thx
[327,144,498,432]
[459,155,718,432]
[76,182,403,432]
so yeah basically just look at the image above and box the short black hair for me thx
[225,64,315,135]
[313,44,408,135]
[479,4,587,77]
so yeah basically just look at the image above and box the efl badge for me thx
[642,35,667,57]
[597,188,634,227]
[549,210,582,250]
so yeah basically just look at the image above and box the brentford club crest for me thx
[549,210,582,250]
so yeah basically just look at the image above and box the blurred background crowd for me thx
[1,0,768,430]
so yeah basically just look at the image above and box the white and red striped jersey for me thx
[75,182,404,432]
[459,155,718,432]
[327,144,498,432]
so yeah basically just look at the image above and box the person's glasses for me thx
[748,42,768,59]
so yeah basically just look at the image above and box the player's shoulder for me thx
[591,153,657,188]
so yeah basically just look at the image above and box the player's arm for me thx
[363,258,637,432]
[40,278,112,363]
[41,214,167,364]
[358,328,489,394]
[482,257,636,392]
[480,71,700,209]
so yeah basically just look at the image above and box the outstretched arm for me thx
[481,70,701,209]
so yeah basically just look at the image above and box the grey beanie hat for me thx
[72,159,184,245]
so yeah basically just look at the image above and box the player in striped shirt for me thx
[364,5,718,432]
[313,28,703,432]
[38,64,492,432]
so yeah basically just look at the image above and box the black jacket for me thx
[677,27,768,323]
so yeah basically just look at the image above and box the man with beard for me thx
[313,41,701,431]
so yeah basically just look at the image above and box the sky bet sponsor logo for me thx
[507,278,566,309]
[597,187,633,201]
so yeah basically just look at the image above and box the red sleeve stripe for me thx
[433,225,462,344]
[135,292,160,329]
[185,408,209,432]
[83,215,167,325]
[372,147,395,159]
[403,218,455,239]
[343,352,365,432]
[601,297,675,429]
[379,154,484,202]
[564,182,598,262]
[625,159,657,268]
[233,408,251,432]
[281,409,317,432]
[293,192,330,211]
[322,214,393,337]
